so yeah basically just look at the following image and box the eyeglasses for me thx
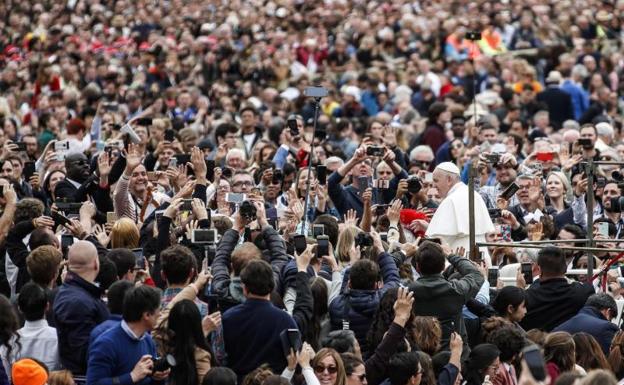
[351,373,366,381]
[232,181,254,188]
[414,161,431,167]
[314,365,338,374]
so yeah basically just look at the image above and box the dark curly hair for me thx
[0,294,20,363]
[367,288,416,350]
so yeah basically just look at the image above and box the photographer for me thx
[210,201,289,311]
[86,285,170,385]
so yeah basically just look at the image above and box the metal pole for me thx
[510,239,614,244]
[469,163,476,260]
[475,242,624,254]
[586,158,594,280]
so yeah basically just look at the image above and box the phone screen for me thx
[500,183,519,200]
[488,267,499,287]
[293,234,307,255]
[523,345,546,381]
[316,165,327,185]
[316,237,329,258]
[521,262,533,284]
[52,211,71,226]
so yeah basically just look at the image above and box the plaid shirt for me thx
[161,287,209,317]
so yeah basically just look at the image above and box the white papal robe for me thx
[426,182,495,265]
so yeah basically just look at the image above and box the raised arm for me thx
[447,255,485,302]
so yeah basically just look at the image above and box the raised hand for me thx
[98,150,112,179]
[388,199,402,226]
[393,287,414,326]
[191,198,208,221]
[344,209,358,227]
[124,143,143,176]
[191,147,207,182]
[202,312,222,336]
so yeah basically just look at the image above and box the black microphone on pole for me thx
[300,86,328,236]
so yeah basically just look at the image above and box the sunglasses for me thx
[314,365,338,374]
[351,373,366,382]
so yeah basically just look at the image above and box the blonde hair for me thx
[311,348,347,385]
[335,226,358,263]
[110,218,139,249]
[48,370,75,385]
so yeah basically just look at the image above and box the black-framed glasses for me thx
[351,373,366,381]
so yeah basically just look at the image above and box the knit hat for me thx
[12,358,48,385]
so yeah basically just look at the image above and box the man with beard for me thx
[480,153,520,209]
[54,153,94,202]
[598,180,624,238]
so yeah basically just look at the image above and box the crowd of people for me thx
[2,0,624,385]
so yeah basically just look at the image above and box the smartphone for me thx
[488,267,499,287]
[154,210,164,226]
[500,183,519,201]
[425,173,433,183]
[226,193,245,204]
[61,234,74,249]
[51,211,72,227]
[312,224,325,238]
[578,138,592,147]
[597,222,610,237]
[488,208,502,219]
[293,234,307,255]
[357,176,369,195]
[175,154,191,167]
[106,211,117,224]
[375,205,388,216]
[316,165,327,185]
[23,162,36,181]
[596,177,606,188]
[206,160,215,182]
[535,152,554,162]
[366,146,385,156]
[147,171,157,181]
[287,118,299,136]
[164,129,175,142]
[180,199,193,211]
[54,140,70,152]
[280,328,302,358]
[169,157,177,168]
[133,249,145,269]
[522,345,546,381]
[136,117,153,126]
[521,262,533,284]
[14,142,27,152]
[380,232,388,243]
[192,228,217,244]
[316,236,329,258]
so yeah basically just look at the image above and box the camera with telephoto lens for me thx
[239,201,257,221]
[610,197,624,212]
[356,232,373,247]
[152,354,176,372]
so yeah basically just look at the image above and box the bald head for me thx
[68,240,99,281]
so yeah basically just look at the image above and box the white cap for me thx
[435,162,460,175]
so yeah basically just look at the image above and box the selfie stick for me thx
[300,97,322,236]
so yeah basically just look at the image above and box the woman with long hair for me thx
[462,344,500,385]
[544,332,576,384]
[334,226,359,266]
[110,217,140,249]
[310,348,346,385]
[608,331,624,378]
[154,276,213,385]
[306,277,330,350]
[410,318,441,357]
[367,288,416,352]
[573,332,610,372]
[48,370,75,385]
[0,294,20,384]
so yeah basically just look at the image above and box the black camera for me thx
[239,201,257,221]
[465,31,482,41]
[272,169,283,185]
[407,177,422,194]
[488,208,502,219]
[610,197,624,212]
[356,232,373,247]
[56,201,82,214]
[152,354,176,372]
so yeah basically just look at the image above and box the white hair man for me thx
[595,122,615,151]
[409,145,434,172]
[423,162,495,265]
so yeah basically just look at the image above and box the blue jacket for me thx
[89,314,122,346]
[553,306,618,355]
[53,272,109,375]
[328,252,400,354]
[222,298,298,380]
[86,323,158,385]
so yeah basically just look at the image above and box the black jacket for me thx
[6,220,36,293]
[554,305,618,355]
[536,86,574,129]
[521,277,594,331]
[211,226,289,312]
[409,255,484,359]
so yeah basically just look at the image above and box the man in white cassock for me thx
[426,162,495,265]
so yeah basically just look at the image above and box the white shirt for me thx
[1,319,60,379]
